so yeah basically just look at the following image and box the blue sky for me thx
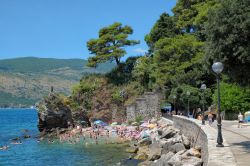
[0,0,176,60]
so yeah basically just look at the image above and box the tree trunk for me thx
[115,57,120,65]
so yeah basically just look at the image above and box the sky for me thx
[0,0,176,60]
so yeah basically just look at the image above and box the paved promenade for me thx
[212,120,250,166]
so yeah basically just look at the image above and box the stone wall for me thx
[167,116,208,165]
[163,115,236,166]
[126,104,137,121]
[126,92,162,122]
[111,106,127,123]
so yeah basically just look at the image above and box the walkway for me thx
[212,120,250,166]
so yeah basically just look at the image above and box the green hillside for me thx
[0,57,114,73]
[0,57,115,107]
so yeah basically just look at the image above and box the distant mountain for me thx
[0,57,115,107]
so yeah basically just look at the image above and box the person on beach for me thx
[197,114,202,121]
[208,113,213,126]
[11,141,22,144]
[106,130,109,138]
[238,112,244,128]
[0,145,9,150]
[95,135,98,144]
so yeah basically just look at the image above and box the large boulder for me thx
[184,147,201,158]
[172,134,183,143]
[167,153,183,166]
[138,137,152,146]
[138,160,153,166]
[126,146,138,153]
[134,146,150,160]
[168,153,203,166]
[181,134,190,149]
[169,143,186,153]
[161,140,175,154]
[160,128,176,139]
[148,142,162,161]
[181,156,203,166]
[151,152,174,166]
[37,93,73,132]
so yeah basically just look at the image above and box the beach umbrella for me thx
[131,122,139,126]
[80,120,88,125]
[121,123,128,126]
[244,111,250,122]
[140,122,149,127]
[140,121,145,125]
[127,126,136,131]
[93,120,103,124]
[98,122,108,127]
[104,126,112,130]
[147,124,157,129]
[93,120,108,126]
[111,122,118,126]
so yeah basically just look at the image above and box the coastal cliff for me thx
[37,92,91,133]
[37,93,73,132]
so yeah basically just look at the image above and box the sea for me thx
[0,108,138,166]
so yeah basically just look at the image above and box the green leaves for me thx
[168,84,212,111]
[173,0,217,35]
[87,22,139,67]
[111,88,124,105]
[132,56,155,90]
[145,13,179,53]
[206,0,250,86]
[71,75,102,109]
[213,82,250,113]
[153,34,204,87]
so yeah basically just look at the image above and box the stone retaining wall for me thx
[162,115,236,166]
[126,92,162,121]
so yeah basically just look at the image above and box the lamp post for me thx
[186,91,190,117]
[212,62,224,147]
[173,95,176,114]
[200,84,206,125]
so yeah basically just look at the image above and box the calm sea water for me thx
[0,109,137,166]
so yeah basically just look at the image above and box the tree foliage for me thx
[153,34,204,87]
[206,0,250,86]
[87,22,139,67]
[173,0,217,35]
[145,13,179,52]
[72,75,102,109]
[106,56,139,85]
[213,82,250,113]
[168,84,212,111]
[132,56,155,90]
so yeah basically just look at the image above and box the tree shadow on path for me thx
[231,141,250,153]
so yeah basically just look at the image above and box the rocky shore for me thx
[36,93,90,134]
[127,119,203,166]
[36,93,203,166]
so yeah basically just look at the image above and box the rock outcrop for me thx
[37,93,73,132]
[72,109,91,127]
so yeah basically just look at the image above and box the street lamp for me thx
[200,84,206,125]
[173,95,176,114]
[186,91,190,117]
[212,62,224,147]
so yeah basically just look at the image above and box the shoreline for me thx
[0,108,36,110]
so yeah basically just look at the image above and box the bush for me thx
[111,89,123,105]
[213,82,250,113]
[135,115,143,124]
